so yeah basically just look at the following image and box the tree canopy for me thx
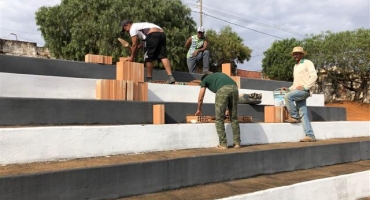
[35,0,196,71]
[206,26,252,73]
[36,2,252,72]
[261,38,302,81]
[305,29,370,101]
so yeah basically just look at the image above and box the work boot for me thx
[234,144,241,149]
[300,136,316,142]
[285,118,301,123]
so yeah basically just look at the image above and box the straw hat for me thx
[291,46,307,55]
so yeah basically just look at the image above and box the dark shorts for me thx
[144,32,168,62]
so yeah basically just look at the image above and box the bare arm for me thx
[197,37,208,52]
[184,37,192,50]
[195,87,206,116]
[128,35,139,61]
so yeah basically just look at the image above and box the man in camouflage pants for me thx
[195,72,241,149]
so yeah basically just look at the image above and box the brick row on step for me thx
[84,54,112,65]
[186,115,253,123]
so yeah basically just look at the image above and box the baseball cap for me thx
[197,26,205,32]
[120,19,131,27]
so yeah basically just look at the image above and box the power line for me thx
[183,1,306,37]
[201,2,306,36]
[192,10,284,39]
[0,28,41,35]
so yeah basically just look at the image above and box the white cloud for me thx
[0,0,369,71]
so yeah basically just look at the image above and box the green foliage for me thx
[35,0,196,71]
[305,28,370,101]
[205,26,252,72]
[261,38,302,81]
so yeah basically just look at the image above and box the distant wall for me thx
[237,69,264,79]
[0,39,50,58]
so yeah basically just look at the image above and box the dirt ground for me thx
[325,101,370,121]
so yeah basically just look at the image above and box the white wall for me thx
[0,72,325,106]
[0,72,96,99]
[0,121,368,165]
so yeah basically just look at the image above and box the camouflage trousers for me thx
[215,85,240,147]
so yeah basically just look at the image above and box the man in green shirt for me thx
[195,72,241,149]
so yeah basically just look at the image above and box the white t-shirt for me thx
[129,22,162,40]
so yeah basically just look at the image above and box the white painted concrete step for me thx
[1,121,368,165]
[0,72,324,106]
[220,170,370,200]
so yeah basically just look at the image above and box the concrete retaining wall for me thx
[0,97,345,126]
[1,122,369,165]
[0,139,369,200]
[0,54,292,90]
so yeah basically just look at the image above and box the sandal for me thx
[215,145,228,150]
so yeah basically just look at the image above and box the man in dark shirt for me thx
[195,72,241,149]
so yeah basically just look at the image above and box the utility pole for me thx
[199,0,203,27]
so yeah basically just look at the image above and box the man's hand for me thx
[126,57,134,62]
[195,110,202,116]
[281,87,288,91]
[225,110,230,116]
[296,85,304,90]
[192,50,198,57]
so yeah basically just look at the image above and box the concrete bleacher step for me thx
[0,97,345,126]
[2,122,369,165]
[0,54,292,90]
[0,137,369,200]
[0,72,324,106]
[122,161,370,200]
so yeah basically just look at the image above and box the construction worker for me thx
[282,46,318,142]
[121,19,175,84]
[195,72,241,149]
[185,26,211,74]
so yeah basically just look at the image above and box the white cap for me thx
[197,26,205,32]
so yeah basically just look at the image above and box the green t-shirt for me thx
[200,72,237,93]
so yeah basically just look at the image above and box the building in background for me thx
[0,38,50,58]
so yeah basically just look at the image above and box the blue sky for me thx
[1,0,369,71]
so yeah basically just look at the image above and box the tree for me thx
[35,0,196,71]
[261,38,302,81]
[205,26,252,73]
[305,29,370,102]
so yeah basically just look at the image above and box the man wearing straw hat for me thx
[281,46,318,142]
